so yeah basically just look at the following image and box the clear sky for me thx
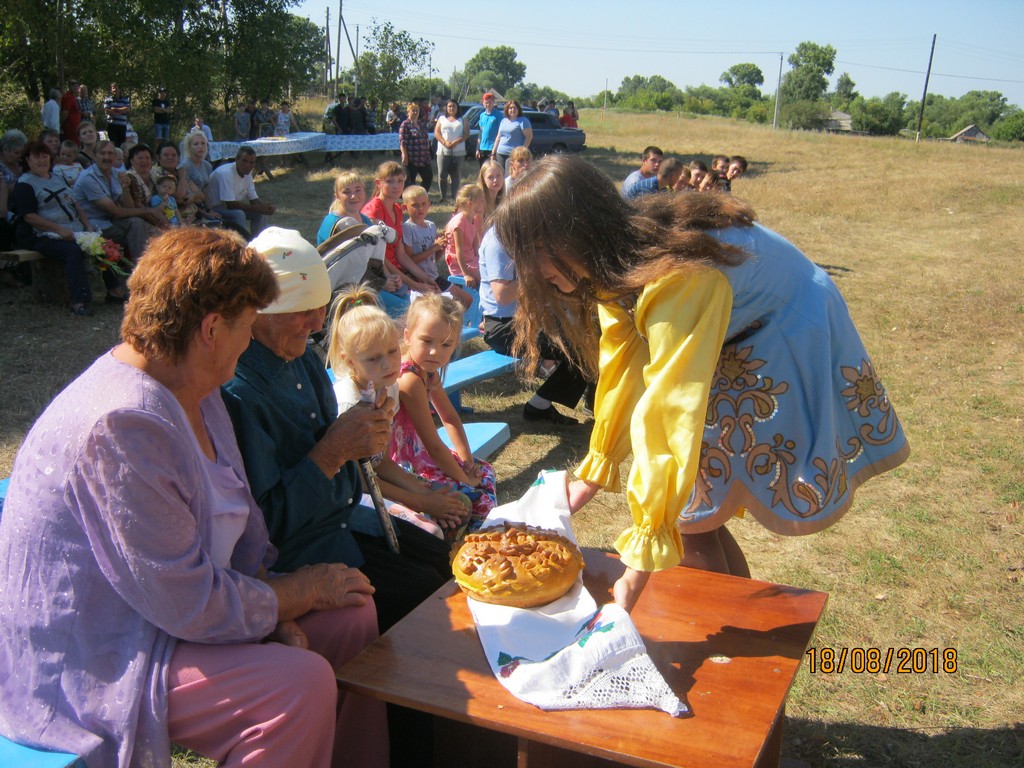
[292,0,1024,109]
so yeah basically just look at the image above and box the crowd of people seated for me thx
[1,81,290,305]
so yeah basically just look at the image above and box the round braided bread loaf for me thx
[452,523,585,608]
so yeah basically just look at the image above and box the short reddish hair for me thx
[122,228,279,362]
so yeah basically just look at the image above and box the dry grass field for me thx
[2,105,1023,767]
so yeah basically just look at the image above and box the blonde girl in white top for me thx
[328,284,472,538]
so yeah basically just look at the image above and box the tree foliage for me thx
[610,69,770,120]
[782,41,836,103]
[990,110,1024,142]
[354,21,433,114]
[395,76,447,104]
[226,11,324,108]
[462,46,526,96]
[907,90,1012,138]
[832,73,858,111]
[720,63,764,89]
[0,0,324,129]
[849,92,906,135]
[616,75,681,111]
[775,99,827,130]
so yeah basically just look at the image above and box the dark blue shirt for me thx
[222,340,378,571]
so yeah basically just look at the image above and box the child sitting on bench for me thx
[390,294,497,528]
[328,284,473,539]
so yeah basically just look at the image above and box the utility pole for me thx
[339,12,358,95]
[773,52,783,129]
[324,8,331,92]
[915,34,937,143]
[335,0,342,85]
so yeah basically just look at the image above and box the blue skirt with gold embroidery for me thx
[678,224,910,535]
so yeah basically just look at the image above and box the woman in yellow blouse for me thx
[494,156,909,611]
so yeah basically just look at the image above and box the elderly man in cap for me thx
[222,228,450,634]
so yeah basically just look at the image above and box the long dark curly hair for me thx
[492,155,754,377]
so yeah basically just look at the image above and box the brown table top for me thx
[337,549,828,768]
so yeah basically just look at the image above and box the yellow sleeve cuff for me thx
[576,450,621,493]
[614,523,683,572]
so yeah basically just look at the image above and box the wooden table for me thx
[337,550,827,768]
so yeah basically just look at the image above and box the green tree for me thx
[679,84,727,115]
[226,11,324,107]
[907,90,1011,137]
[616,75,680,110]
[779,99,828,130]
[849,92,906,135]
[723,84,766,119]
[619,88,677,111]
[991,110,1024,142]
[957,90,1010,129]
[832,72,857,111]
[720,63,764,89]
[781,41,836,103]
[397,76,447,103]
[0,0,323,132]
[576,89,615,109]
[353,20,433,114]
[462,46,526,96]
[617,75,648,97]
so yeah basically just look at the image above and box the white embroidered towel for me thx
[466,471,687,716]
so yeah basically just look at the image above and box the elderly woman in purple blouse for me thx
[0,228,388,768]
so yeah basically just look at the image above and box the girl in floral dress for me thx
[328,285,474,539]
[389,294,497,530]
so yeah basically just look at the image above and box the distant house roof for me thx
[822,111,853,132]
[481,87,505,102]
[950,124,990,143]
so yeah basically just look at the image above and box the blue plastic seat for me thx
[438,422,511,461]
[442,350,517,396]
[0,735,85,767]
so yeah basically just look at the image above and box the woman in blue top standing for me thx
[493,100,532,171]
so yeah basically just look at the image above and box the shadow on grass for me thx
[783,717,1024,767]
[816,263,854,279]
[458,379,591,502]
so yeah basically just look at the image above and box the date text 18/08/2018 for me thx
[805,647,957,674]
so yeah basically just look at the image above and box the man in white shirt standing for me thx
[42,89,62,132]
[206,147,275,238]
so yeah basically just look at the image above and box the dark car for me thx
[462,107,585,156]
[518,110,586,154]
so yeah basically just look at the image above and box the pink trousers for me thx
[166,600,388,768]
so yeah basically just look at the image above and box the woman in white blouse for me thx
[433,99,466,202]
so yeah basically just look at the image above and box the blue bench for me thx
[438,421,511,461]
[442,349,517,396]
[0,735,84,767]
[446,274,483,330]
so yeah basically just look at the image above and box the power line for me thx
[836,59,1024,87]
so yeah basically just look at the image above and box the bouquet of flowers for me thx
[74,231,131,278]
